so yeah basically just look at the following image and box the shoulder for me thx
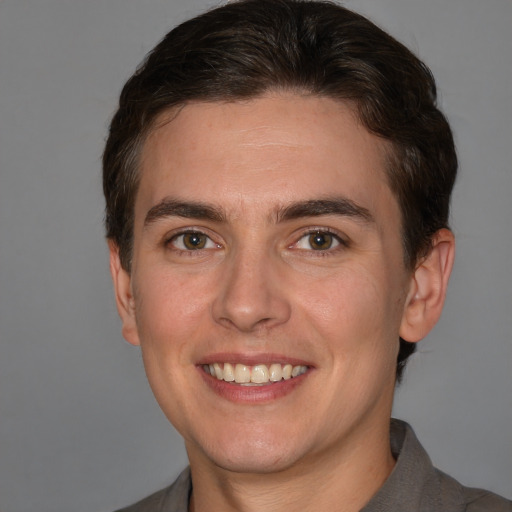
[459,484,512,512]
[435,467,512,512]
[367,420,512,512]
[113,467,191,512]
[113,487,170,512]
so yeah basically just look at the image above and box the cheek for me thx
[296,264,403,355]
[132,266,214,358]
[131,268,215,427]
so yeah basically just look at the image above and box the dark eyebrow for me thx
[276,198,374,223]
[144,198,226,227]
[144,196,373,228]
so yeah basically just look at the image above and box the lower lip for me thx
[198,367,310,403]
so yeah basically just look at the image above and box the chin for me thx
[186,427,309,475]
[206,449,299,475]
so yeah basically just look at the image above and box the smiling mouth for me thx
[202,362,309,386]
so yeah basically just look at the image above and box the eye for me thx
[169,231,218,251]
[295,231,342,251]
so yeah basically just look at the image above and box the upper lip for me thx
[196,352,313,368]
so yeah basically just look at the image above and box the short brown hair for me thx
[103,0,457,381]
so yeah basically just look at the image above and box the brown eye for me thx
[171,231,216,251]
[182,232,207,250]
[308,232,334,250]
[294,230,342,252]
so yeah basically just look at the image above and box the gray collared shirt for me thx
[115,419,511,512]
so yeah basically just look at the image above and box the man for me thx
[103,1,511,510]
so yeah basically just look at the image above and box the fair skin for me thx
[110,93,454,512]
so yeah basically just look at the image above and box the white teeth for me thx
[282,364,293,380]
[213,362,223,380]
[292,365,307,377]
[223,363,235,382]
[251,364,269,383]
[204,362,308,384]
[234,364,251,383]
[269,363,282,382]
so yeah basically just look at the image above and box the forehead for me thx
[137,94,397,223]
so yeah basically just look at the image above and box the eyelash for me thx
[292,228,349,255]
[163,227,349,256]
[165,229,220,255]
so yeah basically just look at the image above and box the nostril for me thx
[216,314,273,333]
[211,258,292,332]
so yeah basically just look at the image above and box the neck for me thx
[187,419,395,512]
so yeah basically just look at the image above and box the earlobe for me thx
[399,229,455,343]
[108,241,141,346]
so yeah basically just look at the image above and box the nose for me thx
[212,247,291,333]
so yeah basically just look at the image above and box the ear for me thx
[108,241,140,346]
[399,228,455,343]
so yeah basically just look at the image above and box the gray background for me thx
[0,0,510,510]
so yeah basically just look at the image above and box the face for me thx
[113,94,416,474]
